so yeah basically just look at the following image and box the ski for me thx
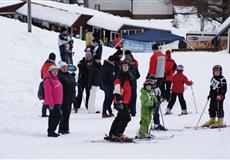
[185,124,230,130]
[178,111,193,116]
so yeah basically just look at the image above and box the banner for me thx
[123,39,153,52]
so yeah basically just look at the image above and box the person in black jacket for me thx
[90,32,103,60]
[87,55,102,114]
[57,61,76,134]
[112,47,123,76]
[203,65,227,128]
[100,55,116,118]
[74,49,92,113]
[124,50,140,117]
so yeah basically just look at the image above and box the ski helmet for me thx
[144,79,157,88]
[176,65,184,71]
[212,65,222,74]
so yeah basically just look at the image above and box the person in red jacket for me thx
[165,65,193,115]
[163,50,177,101]
[106,60,133,142]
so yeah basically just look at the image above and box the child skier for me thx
[202,65,227,128]
[165,65,193,115]
[136,79,157,139]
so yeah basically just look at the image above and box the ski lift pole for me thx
[190,86,198,114]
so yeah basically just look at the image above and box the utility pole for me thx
[28,0,32,32]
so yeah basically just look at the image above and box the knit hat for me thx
[152,44,159,50]
[85,48,92,62]
[48,53,56,61]
[108,55,116,62]
[165,49,171,55]
[124,50,132,55]
[48,65,59,72]
[114,49,123,56]
[60,27,67,33]
[58,61,68,68]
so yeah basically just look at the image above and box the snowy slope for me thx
[0,16,230,159]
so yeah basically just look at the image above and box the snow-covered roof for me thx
[216,16,230,36]
[0,0,23,8]
[16,1,81,27]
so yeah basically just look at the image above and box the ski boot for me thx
[180,110,188,115]
[165,108,171,115]
[201,117,215,127]
[153,124,168,131]
[210,118,226,128]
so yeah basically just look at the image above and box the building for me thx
[0,0,26,16]
[52,0,173,19]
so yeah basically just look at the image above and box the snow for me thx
[0,0,22,8]
[1,16,230,159]
[16,1,81,27]
[216,16,230,36]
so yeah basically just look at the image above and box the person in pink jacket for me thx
[44,65,63,137]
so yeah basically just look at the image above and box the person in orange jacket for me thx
[165,65,193,115]
[163,50,177,101]
[40,53,56,117]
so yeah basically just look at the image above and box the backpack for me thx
[37,78,51,100]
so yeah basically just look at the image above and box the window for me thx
[94,4,100,11]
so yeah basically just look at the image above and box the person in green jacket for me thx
[136,79,157,139]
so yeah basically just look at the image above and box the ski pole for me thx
[217,100,221,132]
[195,99,209,129]
[190,86,198,114]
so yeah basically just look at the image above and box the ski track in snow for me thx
[0,16,230,158]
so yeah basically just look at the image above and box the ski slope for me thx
[0,16,230,159]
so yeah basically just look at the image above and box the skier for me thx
[165,65,193,115]
[90,32,103,60]
[124,50,140,116]
[74,49,91,113]
[100,55,116,118]
[58,27,74,65]
[147,44,166,131]
[43,65,63,137]
[87,55,102,114]
[202,65,227,128]
[58,61,76,134]
[106,60,134,142]
[163,49,177,102]
[136,79,157,139]
[112,47,123,75]
[40,53,56,117]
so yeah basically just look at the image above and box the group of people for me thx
[39,28,227,139]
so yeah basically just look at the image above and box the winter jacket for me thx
[85,32,93,47]
[77,58,89,85]
[209,75,227,100]
[165,57,177,81]
[90,40,103,59]
[40,59,56,79]
[140,88,157,114]
[58,71,76,104]
[113,71,132,105]
[113,37,123,48]
[100,60,116,88]
[44,73,63,108]
[113,55,122,75]
[169,72,192,94]
[88,60,102,88]
[148,50,165,76]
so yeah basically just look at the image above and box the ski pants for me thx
[101,84,113,114]
[109,106,131,137]
[129,86,137,116]
[42,104,48,116]
[153,100,160,125]
[167,92,187,110]
[74,83,90,109]
[88,86,99,113]
[209,99,224,118]
[162,81,172,101]
[58,102,72,133]
[47,105,61,134]
[139,112,152,135]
